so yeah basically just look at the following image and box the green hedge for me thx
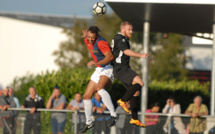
[12,68,211,114]
[147,80,210,113]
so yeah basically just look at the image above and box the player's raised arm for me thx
[81,30,87,38]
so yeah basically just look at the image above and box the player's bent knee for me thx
[83,94,91,100]
[134,91,140,96]
[95,87,103,92]
[141,82,144,87]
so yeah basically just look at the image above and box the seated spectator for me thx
[0,87,16,134]
[46,87,67,134]
[92,92,110,134]
[162,97,186,134]
[185,96,208,134]
[145,102,160,134]
[21,87,45,134]
[67,92,85,131]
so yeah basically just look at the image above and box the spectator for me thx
[8,87,20,109]
[46,87,67,134]
[0,87,16,134]
[8,86,20,133]
[66,92,85,131]
[185,96,208,134]
[92,92,110,134]
[21,87,45,134]
[145,102,160,134]
[162,97,186,134]
[0,87,3,96]
[116,101,134,134]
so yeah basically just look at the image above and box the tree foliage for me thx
[149,33,188,81]
[53,21,90,69]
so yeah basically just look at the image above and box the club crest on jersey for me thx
[122,39,125,42]
[93,50,99,53]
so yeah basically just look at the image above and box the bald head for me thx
[194,96,202,107]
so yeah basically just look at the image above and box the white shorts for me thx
[90,65,114,83]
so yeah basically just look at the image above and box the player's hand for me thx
[81,30,87,38]
[87,60,97,67]
[141,53,149,59]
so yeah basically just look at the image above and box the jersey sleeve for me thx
[116,36,129,52]
[97,40,111,54]
[84,38,88,45]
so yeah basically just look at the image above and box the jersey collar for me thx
[118,32,129,41]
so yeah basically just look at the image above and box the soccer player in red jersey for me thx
[79,26,117,133]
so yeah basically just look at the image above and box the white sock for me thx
[98,89,117,117]
[83,99,93,125]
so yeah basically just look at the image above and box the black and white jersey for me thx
[112,33,130,69]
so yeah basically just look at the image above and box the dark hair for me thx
[88,26,100,35]
[168,96,176,103]
[149,102,160,109]
[75,92,81,95]
[54,86,60,90]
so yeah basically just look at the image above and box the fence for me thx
[0,108,214,134]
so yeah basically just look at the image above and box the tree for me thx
[53,20,90,69]
[149,33,188,81]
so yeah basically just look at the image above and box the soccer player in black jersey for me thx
[112,21,149,127]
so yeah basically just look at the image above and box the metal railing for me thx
[0,108,214,134]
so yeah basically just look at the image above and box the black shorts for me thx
[113,67,138,90]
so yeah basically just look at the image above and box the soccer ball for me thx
[93,2,106,16]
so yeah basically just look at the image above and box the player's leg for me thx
[129,76,146,127]
[121,75,143,103]
[96,75,117,127]
[79,80,97,133]
[83,80,97,124]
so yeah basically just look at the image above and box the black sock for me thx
[130,96,139,120]
[121,84,142,102]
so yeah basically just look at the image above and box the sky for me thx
[0,0,112,17]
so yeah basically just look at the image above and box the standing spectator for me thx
[116,101,134,134]
[0,87,3,96]
[66,92,85,131]
[92,92,110,134]
[21,87,45,134]
[46,87,67,134]
[0,87,16,134]
[145,102,160,134]
[8,87,20,108]
[8,86,20,133]
[162,97,186,134]
[185,96,208,134]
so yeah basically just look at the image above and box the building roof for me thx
[105,0,215,34]
[0,12,93,28]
